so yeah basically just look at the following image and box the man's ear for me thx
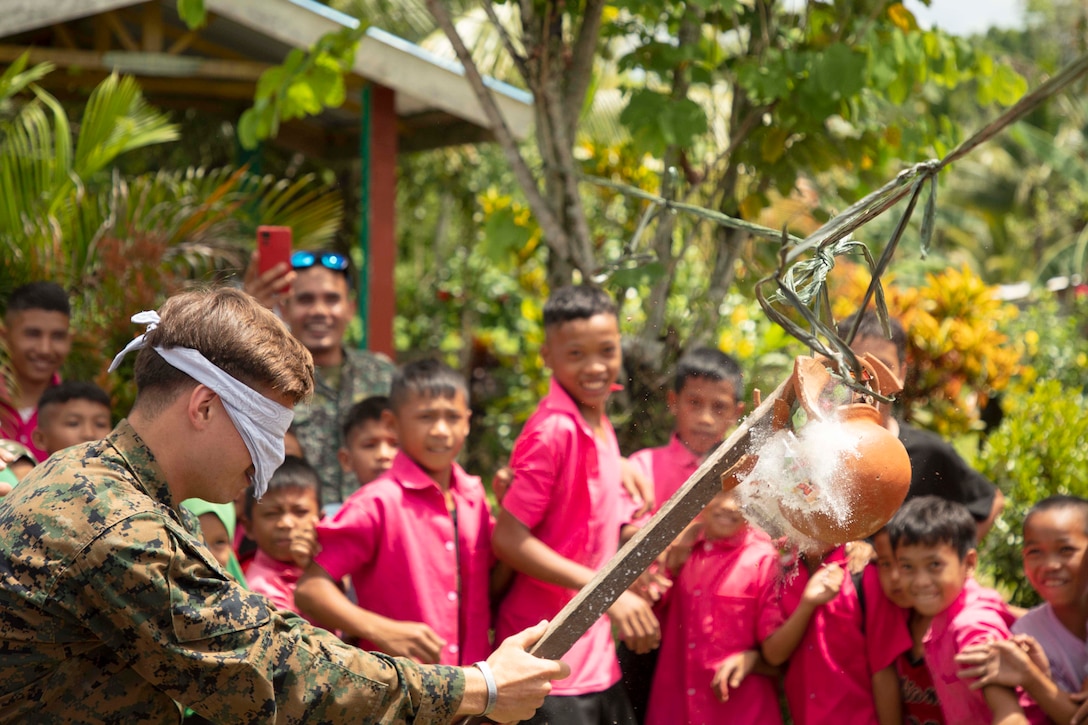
[187,384,218,430]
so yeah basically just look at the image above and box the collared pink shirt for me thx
[860,563,912,672]
[0,372,60,462]
[777,546,882,725]
[628,433,702,523]
[314,452,494,666]
[924,578,1043,725]
[246,548,305,615]
[496,379,627,696]
[646,526,783,725]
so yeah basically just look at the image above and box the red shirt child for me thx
[646,492,783,725]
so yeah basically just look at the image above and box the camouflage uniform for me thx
[291,347,395,507]
[0,420,463,724]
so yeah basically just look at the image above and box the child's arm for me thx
[956,637,1076,723]
[872,664,903,725]
[982,683,1029,725]
[492,508,660,653]
[294,562,446,664]
[761,562,844,666]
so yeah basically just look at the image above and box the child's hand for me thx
[954,637,1035,690]
[1071,679,1088,724]
[844,539,875,574]
[801,563,844,607]
[289,520,318,568]
[1010,634,1051,680]
[372,619,447,664]
[491,466,513,505]
[607,589,660,654]
[712,650,758,702]
[620,458,655,517]
[631,563,671,604]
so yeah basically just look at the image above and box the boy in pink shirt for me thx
[621,346,745,720]
[889,496,1036,725]
[645,489,782,725]
[494,285,658,725]
[242,455,321,615]
[762,539,902,725]
[294,359,494,666]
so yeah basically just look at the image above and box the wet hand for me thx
[607,589,660,654]
[801,563,844,606]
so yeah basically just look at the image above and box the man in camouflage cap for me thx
[245,248,394,509]
[0,287,566,723]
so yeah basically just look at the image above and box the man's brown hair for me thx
[133,287,314,414]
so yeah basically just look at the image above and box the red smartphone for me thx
[257,226,292,277]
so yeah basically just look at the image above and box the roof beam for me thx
[0,0,139,37]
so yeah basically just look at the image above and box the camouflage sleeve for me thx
[63,512,466,724]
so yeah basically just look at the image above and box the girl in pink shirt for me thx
[646,490,783,725]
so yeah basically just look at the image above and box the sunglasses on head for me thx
[291,251,350,272]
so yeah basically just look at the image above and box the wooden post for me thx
[457,375,792,724]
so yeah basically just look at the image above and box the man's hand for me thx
[712,650,758,702]
[801,563,844,607]
[620,458,654,518]
[371,619,446,664]
[242,249,295,310]
[607,589,660,654]
[462,620,570,723]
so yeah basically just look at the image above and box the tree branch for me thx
[477,0,530,82]
[424,0,570,261]
[563,0,607,140]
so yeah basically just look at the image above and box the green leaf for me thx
[482,207,533,265]
[607,260,666,288]
[176,0,206,30]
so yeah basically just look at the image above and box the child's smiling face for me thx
[873,530,912,609]
[896,540,976,617]
[1022,507,1088,610]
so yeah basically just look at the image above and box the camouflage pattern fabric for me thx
[291,347,394,507]
[0,420,464,724]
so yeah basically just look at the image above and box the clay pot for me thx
[777,402,912,543]
[768,355,912,544]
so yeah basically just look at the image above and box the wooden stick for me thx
[458,375,791,724]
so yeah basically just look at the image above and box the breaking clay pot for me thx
[775,354,912,544]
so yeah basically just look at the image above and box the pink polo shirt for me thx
[924,578,1043,725]
[0,372,60,462]
[496,379,628,697]
[778,546,884,725]
[646,526,783,725]
[628,433,702,523]
[313,452,494,666]
[860,563,912,672]
[246,548,305,615]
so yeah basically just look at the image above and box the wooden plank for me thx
[0,0,137,38]
[0,45,268,82]
[456,375,792,724]
[103,10,139,52]
[51,23,78,50]
[141,1,163,53]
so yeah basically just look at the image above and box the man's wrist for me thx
[473,661,498,716]
[458,665,489,717]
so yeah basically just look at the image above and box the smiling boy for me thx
[295,359,495,667]
[0,282,71,461]
[888,496,1036,725]
[493,284,658,725]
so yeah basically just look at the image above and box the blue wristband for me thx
[473,660,498,717]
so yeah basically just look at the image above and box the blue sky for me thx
[905,0,1025,36]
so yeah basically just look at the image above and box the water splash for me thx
[735,410,863,550]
